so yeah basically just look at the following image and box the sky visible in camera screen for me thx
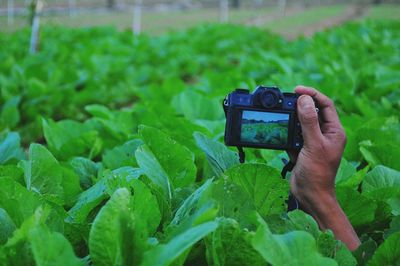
[242,110,289,123]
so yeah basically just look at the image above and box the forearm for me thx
[301,192,361,251]
[290,86,360,250]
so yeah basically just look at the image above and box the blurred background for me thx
[1,0,399,37]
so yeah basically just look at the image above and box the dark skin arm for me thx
[288,85,361,251]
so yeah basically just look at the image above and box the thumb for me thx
[297,95,322,145]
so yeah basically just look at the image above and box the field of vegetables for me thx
[0,19,399,265]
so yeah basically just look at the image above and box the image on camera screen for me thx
[240,110,289,146]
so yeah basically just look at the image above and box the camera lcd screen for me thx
[240,110,289,146]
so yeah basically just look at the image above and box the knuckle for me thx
[325,98,334,108]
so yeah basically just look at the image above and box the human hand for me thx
[289,85,346,209]
[288,85,360,250]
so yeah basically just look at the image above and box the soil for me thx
[291,5,368,40]
[245,5,368,40]
[245,7,305,27]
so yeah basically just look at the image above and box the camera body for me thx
[223,86,303,150]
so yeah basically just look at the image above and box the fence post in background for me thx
[279,0,287,16]
[117,0,126,9]
[7,0,14,25]
[255,0,263,7]
[231,0,240,9]
[219,0,229,23]
[68,0,77,17]
[132,0,142,36]
[107,0,115,9]
[30,0,43,54]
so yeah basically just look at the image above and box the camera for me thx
[223,86,303,150]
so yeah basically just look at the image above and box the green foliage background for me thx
[0,20,399,265]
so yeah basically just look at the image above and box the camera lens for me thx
[261,91,279,108]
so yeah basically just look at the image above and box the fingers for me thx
[295,85,340,126]
[297,95,323,146]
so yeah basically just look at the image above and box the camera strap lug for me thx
[281,158,301,211]
[237,146,245,164]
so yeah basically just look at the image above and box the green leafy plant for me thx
[0,20,399,265]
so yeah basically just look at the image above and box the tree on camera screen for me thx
[240,110,289,146]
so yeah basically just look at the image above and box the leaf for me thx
[205,218,265,266]
[271,210,338,258]
[109,166,143,183]
[156,116,209,155]
[0,177,42,227]
[194,119,225,136]
[84,104,113,119]
[387,196,400,216]
[2,202,70,262]
[61,167,83,208]
[317,230,337,258]
[362,165,400,199]
[167,179,218,239]
[367,232,400,266]
[384,216,400,239]
[0,96,20,129]
[19,144,64,204]
[260,150,288,171]
[2,206,51,266]
[353,238,377,266]
[287,210,320,239]
[251,220,337,266]
[67,178,108,224]
[337,166,369,188]
[42,119,101,160]
[103,139,143,170]
[135,144,173,201]
[211,178,258,228]
[118,210,146,266]
[85,108,137,148]
[360,142,400,171]
[129,179,161,235]
[336,187,377,228]
[170,179,214,227]
[171,90,223,121]
[69,157,100,190]
[334,242,357,266]
[360,200,393,237]
[224,163,289,217]
[139,125,196,188]
[194,132,239,177]
[29,225,84,266]
[0,247,5,262]
[89,188,147,266]
[0,164,24,184]
[0,132,25,165]
[142,221,218,266]
[335,158,357,185]
[0,208,16,245]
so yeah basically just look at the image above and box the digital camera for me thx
[223,86,303,150]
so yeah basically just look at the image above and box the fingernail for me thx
[298,95,313,109]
